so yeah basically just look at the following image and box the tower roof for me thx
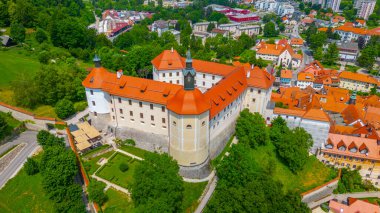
[167,89,210,115]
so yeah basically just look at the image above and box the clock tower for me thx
[183,50,196,90]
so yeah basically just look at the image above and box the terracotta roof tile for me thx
[281,70,292,79]
[167,88,210,115]
[303,108,330,122]
[339,71,378,85]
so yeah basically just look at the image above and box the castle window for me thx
[112,116,115,120]
[162,106,165,112]
[173,121,176,126]
[150,104,153,110]
[252,98,256,102]
[130,111,133,116]
[129,100,132,105]
[177,80,179,84]
[177,72,179,76]
[151,115,154,121]
[162,118,166,124]
[90,90,93,95]
[118,98,121,103]
[94,112,97,116]
[110,99,112,104]
[203,81,205,86]
[170,80,172,83]
[163,73,165,77]
[202,121,206,126]
[250,88,253,92]
[203,74,205,78]
[92,101,96,106]
[212,75,215,80]
[186,125,192,129]
[119,109,123,114]
[140,113,143,118]
[169,73,172,77]
[258,90,261,94]
[112,108,114,112]
[139,102,142,107]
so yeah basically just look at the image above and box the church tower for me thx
[183,50,196,90]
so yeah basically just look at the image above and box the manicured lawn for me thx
[102,188,135,213]
[0,154,54,213]
[0,48,40,88]
[83,150,115,175]
[97,153,141,189]
[345,65,359,72]
[249,142,337,193]
[182,182,207,213]
[322,62,340,70]
[119,145,154,158]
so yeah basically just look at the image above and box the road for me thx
[0,131,39,189]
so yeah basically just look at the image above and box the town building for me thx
[329,197,380,212]
[339,71,379,93]
[319,22,380,42]
[355,0,376,20]
[83,50,274,178]
[193,22,216,33]
[151,20,169,36]
[280,69,292,86]
[255,40,303,68]
[323,40,359,62]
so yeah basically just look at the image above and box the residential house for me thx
[339,71,378,93]
[280,69,292,86]
[255,41,302,68]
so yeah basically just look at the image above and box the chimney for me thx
[171,47,174,53]
[117,70,123,79]
[247,69,251,78]
[340,208,343,213]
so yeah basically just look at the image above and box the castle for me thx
[82,49,274,178]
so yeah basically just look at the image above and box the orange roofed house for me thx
[255,40,302,69]
[339,71,379,93]
[329,197,380,213]
[82,50,274,178]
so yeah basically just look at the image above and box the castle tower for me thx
[167,50,211,178]
[82,55,111,130]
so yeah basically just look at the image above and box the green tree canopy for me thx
[263,22,279,38]
[236,109,269,149]
[10,22,26,44]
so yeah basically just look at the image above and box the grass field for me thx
[182,182,207,213]
[102,188,135,213]
[249,142,337,193]
[0,48,40,88]
[119,145,154,158]
[97,153,141,189]
[0,154,54,213]
[83,150,115,175]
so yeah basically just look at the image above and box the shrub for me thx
[74,101,87,112]
[24,157,39,175]
[55,99,75,119]
[124,139,136,146]
[119,163,129,172]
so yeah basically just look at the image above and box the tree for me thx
[88,180,108,206]
[308,32,327,50]
[10,22,25,44]
[132,153,184,212]
[207,22,215,32]
[263,22,279,38]
[0,116,9,140]
[235,109,269,149]
[323,43,339,65]
[55,99,75,119]
[358,36,366,50]
[271,117,313,173]
[24,157,39,175]
[358,47,376,70]
[35,28,48,44]
[313,47,323,61]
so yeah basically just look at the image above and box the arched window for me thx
[173,121,176,126]
[202,121,206,126]
[186,124,192,129]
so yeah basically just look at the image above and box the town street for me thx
[0,131,39,189]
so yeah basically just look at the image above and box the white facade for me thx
[357,0,376,20]
[296,80,314,89]
[193,22,216,32]
[86,88,111,114]
[243,87,272,116]
[255,0,278,11]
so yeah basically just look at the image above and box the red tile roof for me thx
[324,133,380,161]
[167,88,210,115]
[302,108,330,122]
[339,71,378,85]
[83,67,183,105]
[246,66,274,89]
[281,69,292,79]
[204,67,247,118]
[152,50,236,76]
[329,198,380,213]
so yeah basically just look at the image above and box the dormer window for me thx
[338,145,346,151]
[325,144,333,149]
